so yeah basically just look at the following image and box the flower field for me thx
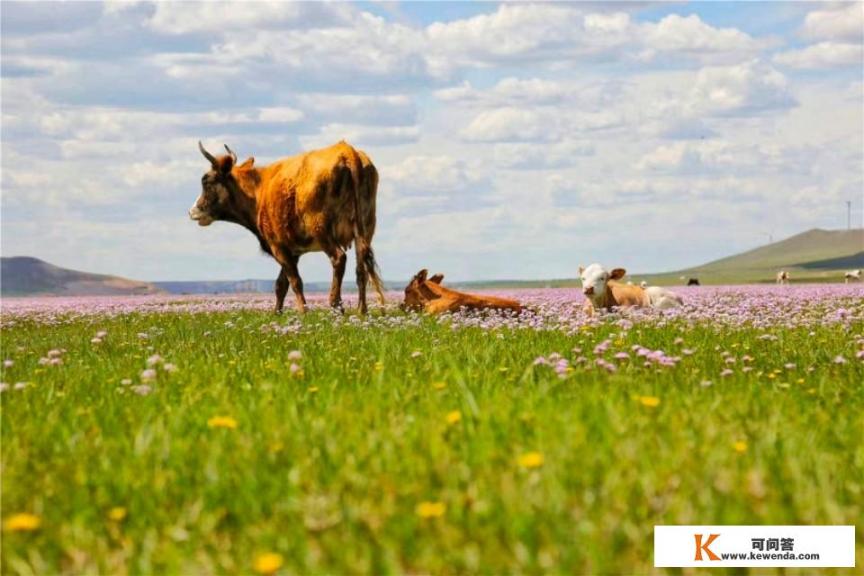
[2,284,863,574]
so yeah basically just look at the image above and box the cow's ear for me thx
[218,155,234,174]
[238,157,255,169]
[610,268,626,280]
[578,266,585,274]
[415,269,428,282]
[429,274,444,284]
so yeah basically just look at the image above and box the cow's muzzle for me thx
[189,206,213,226]
[583,287,594,296]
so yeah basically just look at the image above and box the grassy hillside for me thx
[645,228,864,285]
[1,257,163,297]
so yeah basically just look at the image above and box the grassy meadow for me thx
[1,287,863,574]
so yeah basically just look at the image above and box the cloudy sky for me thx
[2,1,862,283]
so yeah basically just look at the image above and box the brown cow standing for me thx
[191,140,385,314]
[402,269,523,314]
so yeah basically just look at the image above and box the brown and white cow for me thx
[579,263,682,316]
[401,269,523,314]
[191,140,385,314]
[776,270,790,284]
[845,269,861,283]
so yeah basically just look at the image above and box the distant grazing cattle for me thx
[776,270,790,285]
[191,141,384,314]
[579,264,682,316]
[845,269,862,283]
[687,278,700,286]
[402,269,522,314]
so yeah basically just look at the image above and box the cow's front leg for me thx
[274,268,290,314]
[284,254,307,313]
[325,246,347,312]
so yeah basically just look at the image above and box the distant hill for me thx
[646,228,863,285]
[1,257,163,297]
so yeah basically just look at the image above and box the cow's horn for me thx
[199,141,217,165]
[224,144,237,164]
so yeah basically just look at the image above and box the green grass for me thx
[2,310,862,574]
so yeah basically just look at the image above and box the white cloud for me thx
[299,124,420,149]
[686,60,795,117]
[426,5,767,73]
[773,41,863,69]
[636,140,814,176]
[146,2,349,35]
[802,3,864,43]
[256,107,305,123]
[461,107,554,142]
[640,14,769,62]
[162,11,432,90]
[385,155,484,194]
[461,106,623,143]
[493,141,595,170]
[435,77,569,106]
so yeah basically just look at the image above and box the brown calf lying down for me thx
[402,269,523,314]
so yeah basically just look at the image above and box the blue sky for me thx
[1,1,862,282]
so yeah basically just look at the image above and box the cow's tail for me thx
[348,154,386,306]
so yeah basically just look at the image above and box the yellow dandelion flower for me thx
[207,416,238,429]
[796,378,805,384]
[733,441,748,453]
[269,441,284,454]
[253,552,284,574]
[108,507,127,522]
[3,513,41,532]
[415,501,446,518]
[446,411,462,425]
[307,386,319,393]
[639,396,661,408]
[517,452,544,469]
[374,361,384,372]
[432,381,447,390]
[767,373,776,380]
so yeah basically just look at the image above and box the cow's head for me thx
[401,269,442,311]
[579,263,625,300]
[190,142,240,226]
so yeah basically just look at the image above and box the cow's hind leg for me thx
[326,246,347,312]
[356,245,369,315]
[274,268,290,314]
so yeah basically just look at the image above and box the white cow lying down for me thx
[579,263,683,315]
